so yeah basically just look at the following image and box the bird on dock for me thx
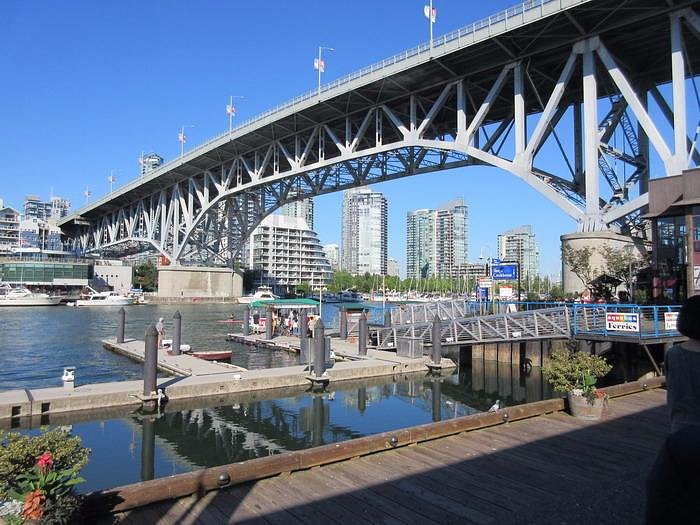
[488,400,500,412]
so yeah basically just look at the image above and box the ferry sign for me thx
[606,312,640,332]
[664,312,679,330]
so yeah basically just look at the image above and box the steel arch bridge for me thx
[60,0,700,267]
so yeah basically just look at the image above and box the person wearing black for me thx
[646,295,700,524]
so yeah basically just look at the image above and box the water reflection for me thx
[8,360,555,492]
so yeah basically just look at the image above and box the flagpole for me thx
[429,0,434,54]
[179,124,194,158]
[227,95,244,137]
[316,46,334,97]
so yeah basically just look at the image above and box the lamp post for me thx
[625,244,634,303]
[108,170,117,193]
[315,46,334,97]
[226,96,244,135]
[178,125,195,158]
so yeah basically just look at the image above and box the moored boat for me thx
[237,286,280,304]
[0,284,62,306]
[187,350,233,361]
[75,289,135,306]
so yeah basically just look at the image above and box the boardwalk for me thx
[108,388,668,524]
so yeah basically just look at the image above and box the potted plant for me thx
[543,347,612,420]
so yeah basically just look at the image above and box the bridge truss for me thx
[63,1,700,265]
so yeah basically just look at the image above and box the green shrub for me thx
[543,348,612,395]
[0,427,90,499]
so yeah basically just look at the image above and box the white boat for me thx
[0,284,62,306]
[75,290,135,306]
[237,286,280,304]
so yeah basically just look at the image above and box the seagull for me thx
[488,400,500,412]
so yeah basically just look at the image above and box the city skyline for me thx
[1,0,580,277]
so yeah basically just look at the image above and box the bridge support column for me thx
[525,340,544,367]
[561,232,641,296]
[497,343,514,364]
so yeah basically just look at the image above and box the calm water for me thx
[0,303,300,391]
[12,364,554,492]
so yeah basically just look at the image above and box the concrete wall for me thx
[93,263,133,293]
[157,266,243,298]
[560,231,644,295]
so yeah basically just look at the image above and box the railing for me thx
[377,306,572,349]
[68,0,590,218]
[571,304,682,339]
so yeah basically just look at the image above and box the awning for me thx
[251,298,320,309]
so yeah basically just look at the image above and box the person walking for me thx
[155,317,166,349]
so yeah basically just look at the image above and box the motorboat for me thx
[237,286,280,304]
[75,289,135,306]
[0,284,62,306]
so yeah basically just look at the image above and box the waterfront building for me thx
[387,257,400,277]
[93,260,134,293]
[323,244,340,271]
[280,193,314,230]
[23,195,70,221]
[249,215,332,293]
[0,203,20,256]
[341,187,387,275]
[18,218,66,255]
[406,199,469,279]
[0,260,90,288]
[497,225,540,280]
[140,153,164,177]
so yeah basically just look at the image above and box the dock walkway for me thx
[104,386,668,524]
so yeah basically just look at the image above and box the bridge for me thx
[60,0,700,273]
[375,301,683,349]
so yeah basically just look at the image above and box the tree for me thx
[562,245,599,293]
[133,260,157,292]
[600,245,649,299]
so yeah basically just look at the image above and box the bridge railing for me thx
[377,306,571,349]
[72,0,591,217]
[571,304,682,339]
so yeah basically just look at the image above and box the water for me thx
[11,364,554,492]
[0,303,299,391]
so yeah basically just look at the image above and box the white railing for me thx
[69,0,588,218]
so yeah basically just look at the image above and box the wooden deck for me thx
[108,388,668,524]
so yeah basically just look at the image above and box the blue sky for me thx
[0,0,582,277]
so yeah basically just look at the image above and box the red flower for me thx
[36,451,54,473]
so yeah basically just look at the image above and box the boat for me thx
[161,340,192,353]
[187,349,233,361]
[237,286,280,304]
[0,284,62,306]
[75,288,135,306]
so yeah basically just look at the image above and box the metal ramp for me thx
[390,300,478,325]
[377,306,571,349]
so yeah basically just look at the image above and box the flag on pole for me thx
[178,132,187,143]
[226,104,236,116]
[424,5,437,22]
[313,58,325,73]
[108,175,116,184]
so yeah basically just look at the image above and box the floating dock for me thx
[0,337,455,421]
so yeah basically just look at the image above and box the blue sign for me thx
[492,264,518,280]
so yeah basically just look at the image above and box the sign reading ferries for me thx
[606,312,640,332]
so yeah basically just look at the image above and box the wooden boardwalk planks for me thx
[112,389,668,524]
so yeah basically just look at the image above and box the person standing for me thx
[646,295,700,524]
[155,317,165,349]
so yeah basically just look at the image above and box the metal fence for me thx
[571,304,682,339]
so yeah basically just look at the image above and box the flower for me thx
[21,490,45,521]
[36,451,54,474]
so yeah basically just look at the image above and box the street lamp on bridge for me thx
[108,170,117,193]
[226,96,245,135]
[178,125,195,158]
[315,46,334,97]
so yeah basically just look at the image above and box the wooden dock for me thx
[93,380,668,524]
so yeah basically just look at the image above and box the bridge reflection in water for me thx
[26,364,556,491]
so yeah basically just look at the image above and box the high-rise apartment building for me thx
[279,193,314,230]
[23,195,70,221]
[0,202,20,255]
[341,187,387,275]
[387,257,400,277]
[497,225,540,280]
[140,153,164,177]
[249,215,332,293]
[323,244,340,271]
[406,199,469,279]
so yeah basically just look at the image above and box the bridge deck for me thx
[111,388,668,524]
